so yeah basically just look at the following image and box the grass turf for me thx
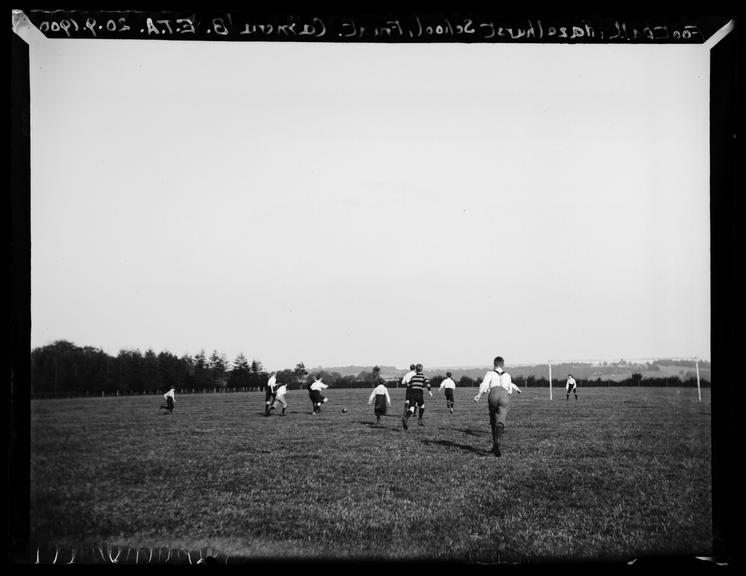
[29,386,712,563]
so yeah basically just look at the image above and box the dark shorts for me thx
[265,387,276,402]
[310,389,324,403]
[374,395,387,415]
[408,389,425,408]
[444,388,454,402]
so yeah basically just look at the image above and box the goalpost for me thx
[542,357,703,401]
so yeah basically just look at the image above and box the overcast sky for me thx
[23,25,711,371]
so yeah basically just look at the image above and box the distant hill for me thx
[312,360,711,383]
[308,365,402,378]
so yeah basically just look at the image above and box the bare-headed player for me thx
[474,356,522,457]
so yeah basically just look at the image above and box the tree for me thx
[143,349,161,392]
[187,350,212,390]
[459,375,475,388]
[209,350,228,387]
[228,353,252,389]
[116,348,145,393]
[276,369,296,386]
[294,362,308,390]
[158,351,186,391]
[250,359,263,374]
[354,366,384,387]
[31,340,116,397]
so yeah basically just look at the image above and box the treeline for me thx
[30,341,711,399]
[30,341,392,399]
[31,341,270,398]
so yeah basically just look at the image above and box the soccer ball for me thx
[341,408,348,413]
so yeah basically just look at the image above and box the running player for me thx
[439,371,456,414]
[274,380,288,416]
[264,372,278,416]
[401,364,416,418]
[309,375,329,414]
[402,364,432,429]
[474,356,522,457]
[368,379,392,426]
[160,386,176,414]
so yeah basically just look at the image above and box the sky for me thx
[22,22,711,371]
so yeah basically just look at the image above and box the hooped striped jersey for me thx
[407,372,431,392]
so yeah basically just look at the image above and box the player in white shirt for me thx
[309,376,329,414]
[264,373,278,416]
[474,356,521,457]
[160,386,176,414]
[439,371,457,414]
[566,374,578,400]
[273,381,288,416]
[368,380,392,426]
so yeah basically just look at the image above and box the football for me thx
[341,408,348,413]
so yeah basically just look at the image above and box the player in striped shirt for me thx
[474,356,521,457]
[439,371,456,414]
[368,379,391,427]
[401,364,416,418]
[402,363,432,429]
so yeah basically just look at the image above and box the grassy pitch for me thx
[30,386,712,563]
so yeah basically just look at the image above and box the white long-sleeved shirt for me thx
[310,380,328,391]
[163,389,175,401]
[566,377,577,390]
[267,376,277,391]
[401,370,416,385]
[440,377,456,390]
[478,370,521,396]
[368,384,391,404]
[275,383,288,397]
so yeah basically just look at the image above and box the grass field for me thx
[29,386,712,563]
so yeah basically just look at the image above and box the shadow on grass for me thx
[452,427,487,437]
[356,420,402,430]
[421,439,492,456]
